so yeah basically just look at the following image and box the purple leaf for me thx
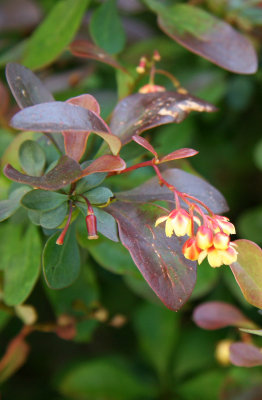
[158,148,198,163]
[156,4,257,74]
[4,156,82,190]
[6,63,54,109]
[116,168,228,214]
[107,201,197,311]
[110,91,216,146]
[230,343,262,367]
[10,101,122,155]
[70,40,128,73]
[230,240,262,309]
[82,155,126,176]
[193,301,255,330]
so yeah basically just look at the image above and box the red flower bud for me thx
[86,214,98,240]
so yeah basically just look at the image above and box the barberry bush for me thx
[0,0,262,398]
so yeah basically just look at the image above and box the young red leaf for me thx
[4,155,82,190]
[110,91,216,146]
[107,201,197,311]
[116,168,228,215]
[132,135,158,158]
[158,148,198,163]
[5,63,54,109]
[154,3,257,74]
[63,94,101,162]
[230,343,262,367]
[70,40,128,73]
[10,102,122,155]
[193,301,255,330]
[82,155,126,177]
[230,239,262,309]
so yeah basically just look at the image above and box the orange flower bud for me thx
[153,50,161,61]
[169,208,191,237]
[182,238,202,261]
[196,226,213,250]
[213,232,230,250]
[136,57,147,74]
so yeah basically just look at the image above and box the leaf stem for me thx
[56,201,73,245]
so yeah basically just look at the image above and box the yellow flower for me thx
[196,226,213,250]
[182,237,202,261]
[155,209,191,237]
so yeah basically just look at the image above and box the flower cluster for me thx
[155,207,237,268]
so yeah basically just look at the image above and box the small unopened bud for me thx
[215,339,233,366]
[153,50,161,61]
[136,56,147,74]
[93,308,109,322]
[86,214,98,240]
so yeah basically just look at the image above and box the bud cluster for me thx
[155,207,237,268]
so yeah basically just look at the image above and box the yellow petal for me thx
[165,218,174,237]
[155,216,168,227]
[198,250,207,265]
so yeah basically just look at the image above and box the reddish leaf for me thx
[4,155,82,190]
[63,94,101,161]
[0,0,41,32]
[156,4,257,74]
[107,201,197,311]
[116,168,228,214]
[158,148,198,163]
[0,80,10,116]
[0,329,30,383]
[230,240,262,309]
[193,301,255,330]
[230,343,262,367]
[110,91,216,145]
[132,135,158,158]
[6,63,54,109]
[10,101,122,155]
[82,155,126,176]
[70,40,128,73]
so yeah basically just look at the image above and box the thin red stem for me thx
[80,195,94,215]
[56,201,73,245]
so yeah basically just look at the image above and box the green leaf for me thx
[21,189,67,211]
[75,172,107,194]
[77,219,138,276]
[23,0,90,69]
[90,0,126,54]
[57,357,156,400]
[133,302,179,377]
[43,226,81,289]
[19,140,46,176]
[3,224,41,306]
[230,239,262,308]
[0,186,30,222]
[40,202,68,229]
[83,187,113,205]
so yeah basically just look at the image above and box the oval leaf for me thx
[110,91,216,145]
[3,224,41,306]
[23,0,90,69]
[19,140,46,176]
[11,101,121,155]
[89,0,126,54]
[70,40,128,72]
[150,3,258,74]
[0,186,30,222]
[81,155,126,177]
[230,342,262,367]
[4,155,82,190]
[193,301,255,330]
[40,203,68,229]
[107,201,197,311]
[116,168,228,214]
[5,62,54,108]
[158,148,198,163]
[21,189,67,211]
[132,135,158,158]
[43,227,81,289]
[230,239,262,309]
